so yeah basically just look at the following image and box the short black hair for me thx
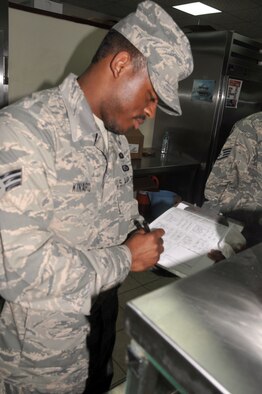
[91,29,147,72]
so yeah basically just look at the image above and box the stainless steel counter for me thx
[125,243,262,394]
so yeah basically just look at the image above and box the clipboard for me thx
[149,202,244,278]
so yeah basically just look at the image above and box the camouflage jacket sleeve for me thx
[0,106,132,316]
[204,113,262,214]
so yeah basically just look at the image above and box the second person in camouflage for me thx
[204,111,262,249]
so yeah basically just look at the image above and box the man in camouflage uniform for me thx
[204,111,262,247]
[0,1,193,393]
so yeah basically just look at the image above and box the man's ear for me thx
[110,51,131,78]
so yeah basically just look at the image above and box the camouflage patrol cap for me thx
[113,0,193,116]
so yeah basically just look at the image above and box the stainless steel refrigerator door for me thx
[153,31,229,164]
[216,76,262,156]
[153,30,262,204]
[153,31,230,204]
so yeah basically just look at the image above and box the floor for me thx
[109,381,126,394]
[109,269,178,391]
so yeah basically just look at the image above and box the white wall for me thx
[8,8,107,101]
[8,8,154,147]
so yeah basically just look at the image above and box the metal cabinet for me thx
[125,243,262,394]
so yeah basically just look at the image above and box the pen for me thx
[142,220,151,233]
[134,219,151,233]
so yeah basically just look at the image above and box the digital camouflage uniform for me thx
[0,1,194,391]
[0,74,139,393]
[204,111,262,245]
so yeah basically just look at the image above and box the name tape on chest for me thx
[72,181,91,192]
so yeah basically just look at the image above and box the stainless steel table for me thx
[125,243,262,394]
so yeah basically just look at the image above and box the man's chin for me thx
[108,125,135,135]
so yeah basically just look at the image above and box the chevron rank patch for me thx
[0,168,22,198]
[216,147,232,161]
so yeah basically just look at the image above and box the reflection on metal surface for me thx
[126,243,262,394]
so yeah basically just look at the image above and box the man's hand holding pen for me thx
[124,219,165,272]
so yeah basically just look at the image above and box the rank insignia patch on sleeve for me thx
[217,147,232,161]
[0,168,22,198]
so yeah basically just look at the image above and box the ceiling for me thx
[10,0,262,41]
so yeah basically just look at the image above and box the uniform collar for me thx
[59,73,98,144]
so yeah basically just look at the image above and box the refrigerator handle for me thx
[0,29,8,86]
[208,75,228,168]
[217,75,228,122]
[3,55,8,85]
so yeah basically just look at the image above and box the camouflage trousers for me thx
[0,302,90,393]
[0,288,119,394]
[0,381,84,394]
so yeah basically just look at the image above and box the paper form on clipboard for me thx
[149,202,245,278]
